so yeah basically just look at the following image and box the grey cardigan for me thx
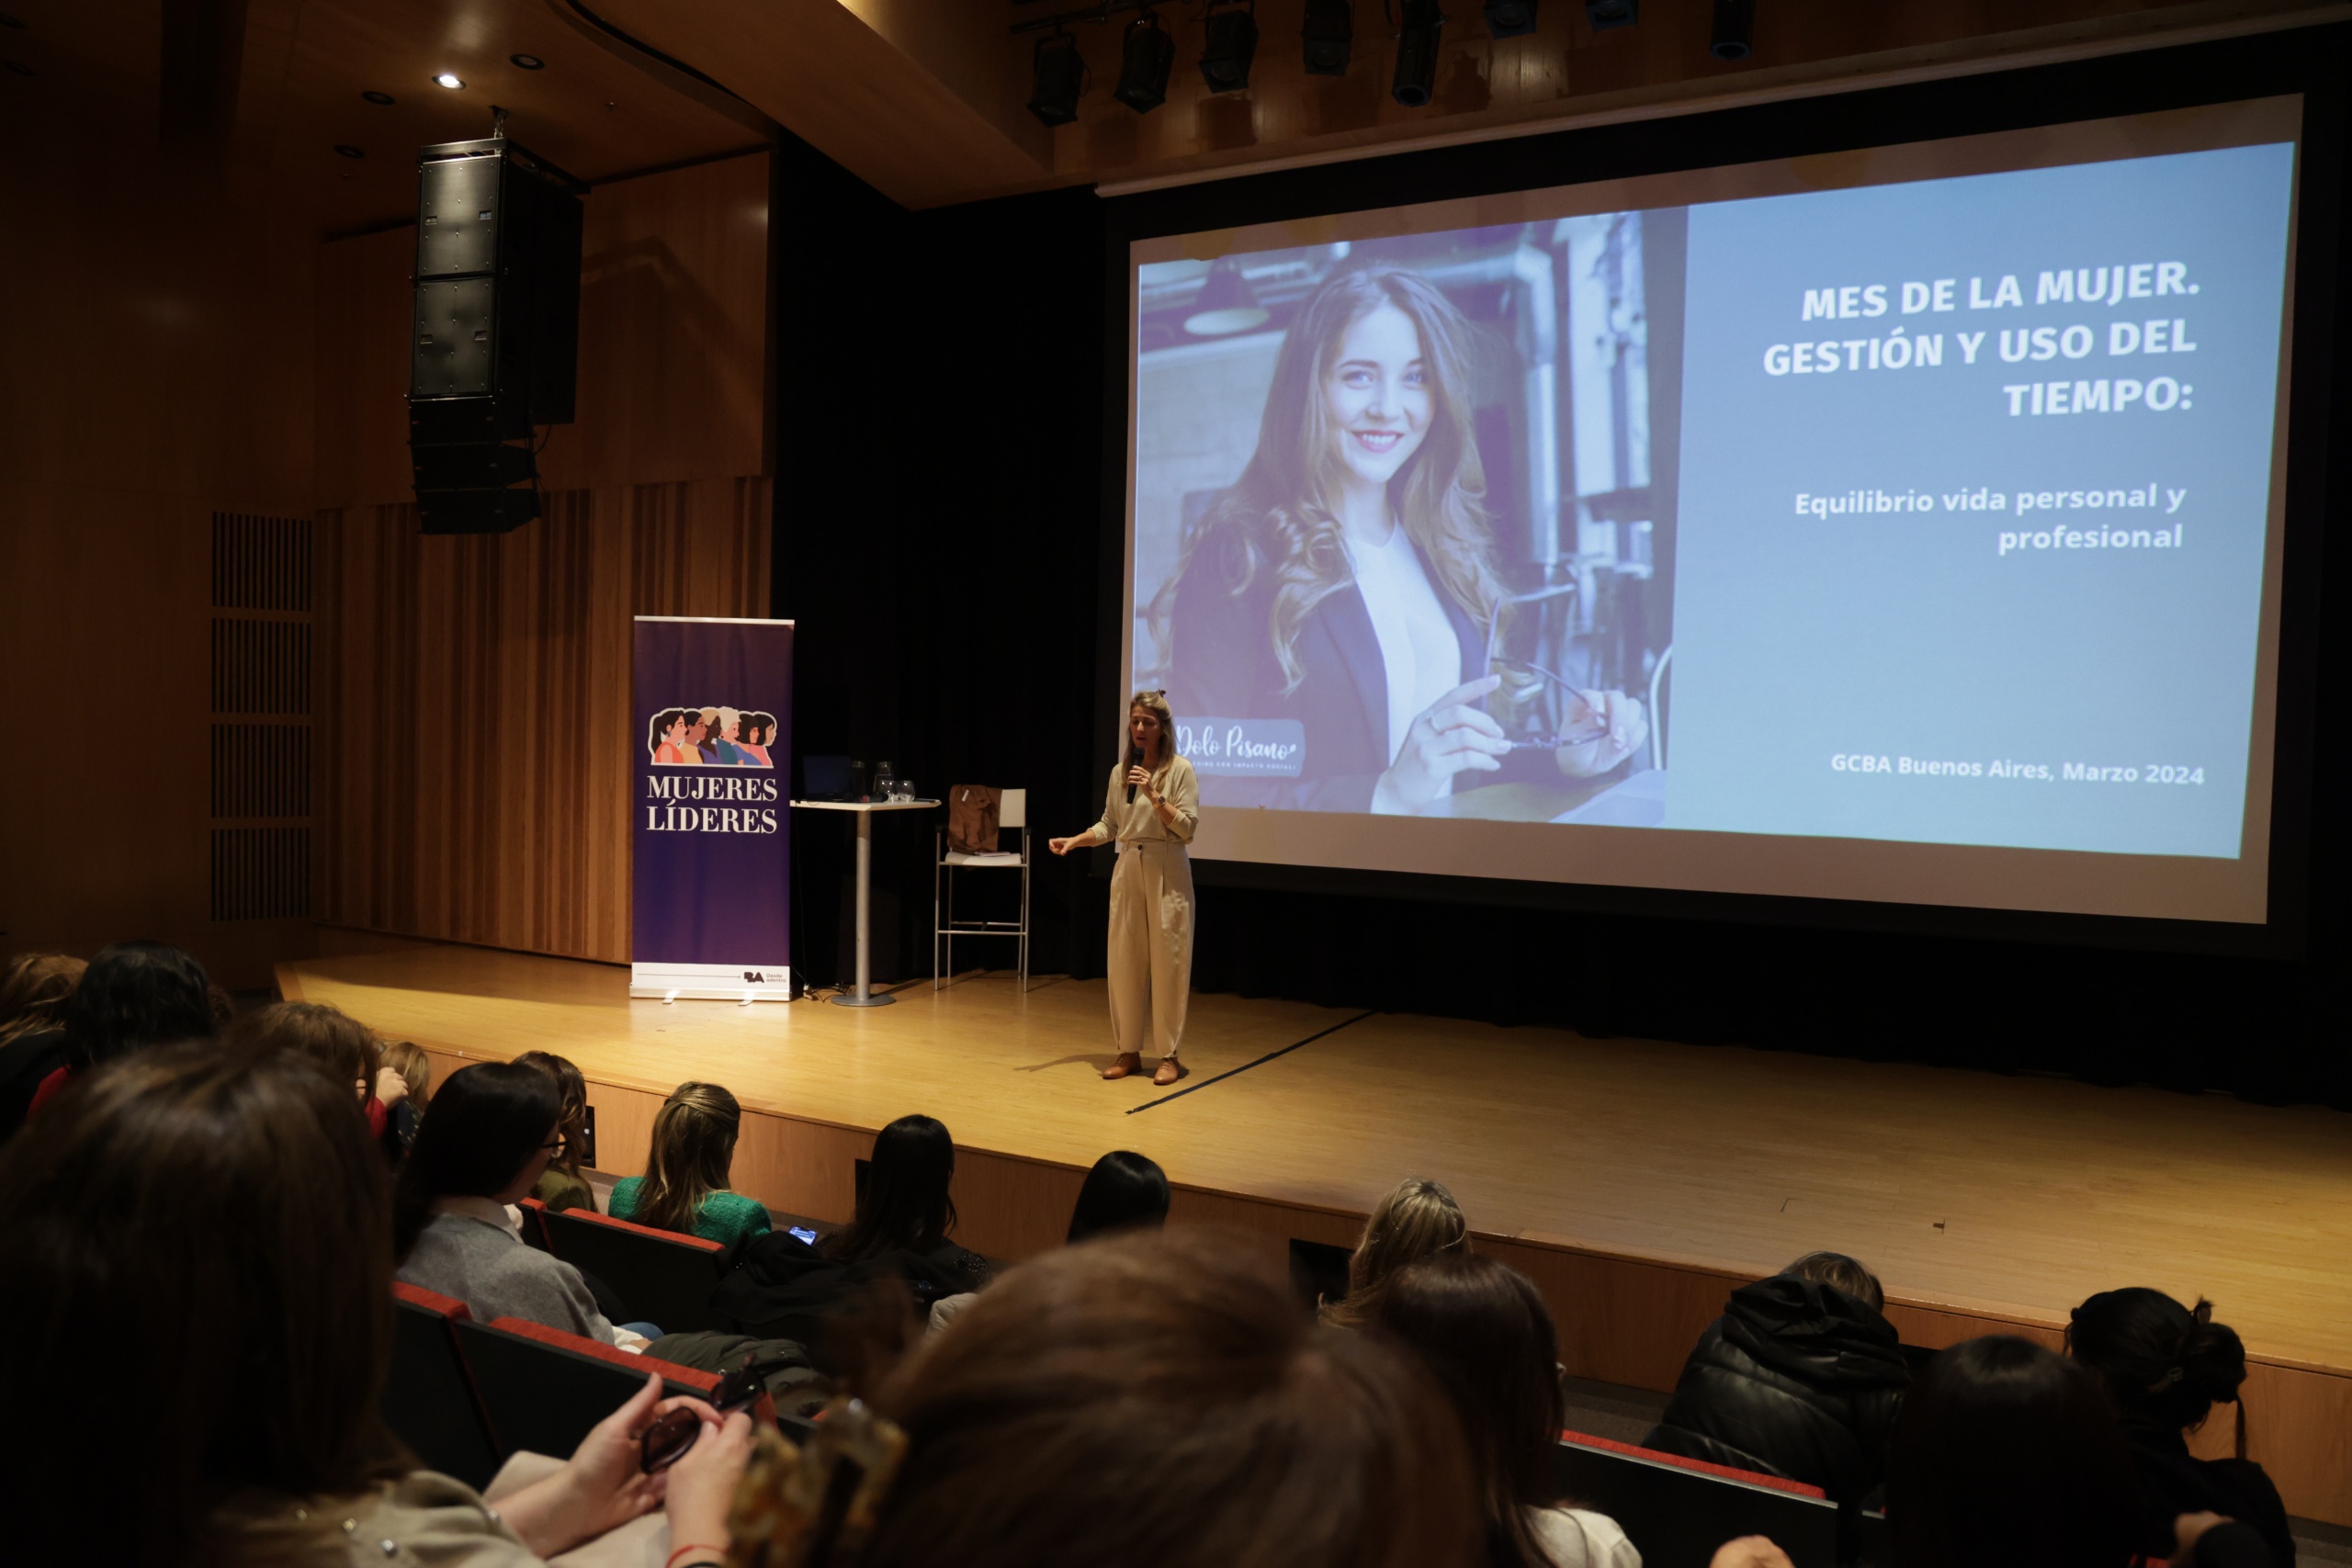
[397,1201,622,1345]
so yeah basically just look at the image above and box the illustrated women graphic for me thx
[713,708,746,766]
[651,708,701,766]
[690,709,719,763]
[1161,264,1646,814]
[737,714,775,768]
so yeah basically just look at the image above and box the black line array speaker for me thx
[408,136,585,536]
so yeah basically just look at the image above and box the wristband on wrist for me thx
[666,1545,726,1568]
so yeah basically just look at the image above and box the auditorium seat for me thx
[454,1316,729,1462]
[1550,1430,1841,1568]
[516,1196,553,1251]
[384,1283,503,1489]
[543,1204,733,1333]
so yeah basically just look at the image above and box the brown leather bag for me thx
[947,784,1001,854]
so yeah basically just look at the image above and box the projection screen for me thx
[1123,98,2302,924]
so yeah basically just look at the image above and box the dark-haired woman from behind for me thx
[513,1049,596,1212]
[1888,1334,2271,1568]
[824,1113,990,1292]
[0,1043,752,1568]
[19,939,217,1128]
[395,1061,658,1348]
[2070,1289,2294,1565]
[1378,1249,1638,1568]
[1068,1148,1171,1243]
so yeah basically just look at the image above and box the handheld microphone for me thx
[1125,742,1144,804]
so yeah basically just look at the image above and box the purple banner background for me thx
[630,618,793,968]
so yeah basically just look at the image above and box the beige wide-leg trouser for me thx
[1107,839,1193,1061]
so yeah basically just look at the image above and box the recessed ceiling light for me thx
[361,89,394,105]
[334,144,364,159]
[509,53,544,70]
[433,72,463,90]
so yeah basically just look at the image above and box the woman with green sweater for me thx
[609,1081,772,1247]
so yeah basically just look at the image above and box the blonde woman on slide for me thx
[1049,692,1199,1087]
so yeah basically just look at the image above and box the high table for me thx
[789,799,939,1007]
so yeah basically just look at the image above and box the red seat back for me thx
[384,1283,502,1487]
[1550,1428,1839,1568]
[542,1205,731,1334]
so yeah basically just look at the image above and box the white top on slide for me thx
[1344,521,1461,766]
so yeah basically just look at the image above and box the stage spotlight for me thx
[1114,9,1174,113]
[1709,0,1752,59]
[1183,259,1269,336]
[1485,0,1538,39]
[1301,0,1351,75]
[1583,0,1636,30]
[1028,30,1084,126]
[1200,2,1259,95]
[433,72,464,89]
[1392,0,1442,107]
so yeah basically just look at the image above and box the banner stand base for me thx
[630,962,790,1002]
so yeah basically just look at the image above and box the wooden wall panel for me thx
[0,119,317,987]
[315,151,771,512]
[316,477,771,961]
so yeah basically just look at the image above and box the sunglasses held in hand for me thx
[640,1354,764,1472]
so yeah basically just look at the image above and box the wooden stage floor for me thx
[280,939,2352,1519]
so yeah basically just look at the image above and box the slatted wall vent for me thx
[210,619,311,716]
[209,511,313,922]
[209,828,312,921]
[212,512,312,612]
[210,724,311,819]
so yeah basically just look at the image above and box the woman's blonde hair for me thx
[379,1040,433,1105]
[0,953,85,1049]
[635,1081,743,1235]
[1325,1176,1467,1325]
[1126,689,1177,765]
[1161,264,1501,692]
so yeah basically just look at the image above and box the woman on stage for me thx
[1050,691,1198,1086]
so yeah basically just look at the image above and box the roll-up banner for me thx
[630,615,793,1000]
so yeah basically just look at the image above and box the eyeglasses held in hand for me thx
[1487,657,1613,751]
[639,1353,766,1472]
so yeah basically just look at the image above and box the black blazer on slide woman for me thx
[1166,536,1490,813]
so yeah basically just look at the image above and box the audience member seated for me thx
[737,1228,1483,1568]
[932,1147,1174,1334]
[2069,1288,2295,1565]
[0,951,84,1143]
[1888,1334,2271,1568]
[1377,1249,1640,1568]
[379,1038,435,1152]
[395,1061,658,1349]
[0,1043,752,1568]
[1067,1147,1171,1243]
[822,1113,991,1296]
[610,1081,774,1247]
[1644,1250,1909,1507]
[228,998,408,1152]
[514,1049,597,1211]
[1321,1174,1466,1325]
[17,939,216,1132]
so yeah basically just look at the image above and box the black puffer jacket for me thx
[1643,1275,1911,1506]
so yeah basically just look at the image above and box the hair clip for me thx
[726,1397,909,1567]
[2152,1366,2185,1390]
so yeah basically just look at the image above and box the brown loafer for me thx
[1102,1052,1143,1080]
[1152,1059,1187,1087]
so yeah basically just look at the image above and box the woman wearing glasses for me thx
[1161,264,1645,815]
[393,1061,662,1348]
